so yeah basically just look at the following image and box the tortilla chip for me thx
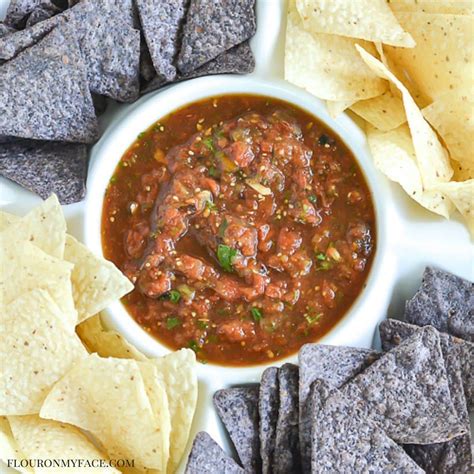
[25,2,61,27]
[435,180,474,236]
[350,90,406,131]
[310,380,424,473]
[385,12,473,101]
[40,354,171,471]
[340,326,466,444]
[213,387,261,473]
[0,12,59,60]
[64,234,134,324]
[366,124,453,218]
[0,140,88,205]
[379,319,472,472]
[259,367,279,474]
[0,194,66,259]
[0,417,30,474]
[0,210,19,230]
[0,240,77,325]
[150,349,198,473]
[298,344,379,472]
[74,2,140,103]
[285,6,387,101]
[136,0,188,82]
[0,289,87,415]
[273,364,300,474]
[387,0,474,14]
[185,432,244,474]
[422,91,474,167]
[143,42,256,95]
[76,313,147,360]
[0,2,140,102]
[325,100,354,118]
[405,267,474,342]
[0,23,98,143]
[357,45,453,189]
[8,415,119,473]
[4,0,43,28]
[177,0,256,74]
[296,0,414,47]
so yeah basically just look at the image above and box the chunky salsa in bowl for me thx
[102,94,376,366]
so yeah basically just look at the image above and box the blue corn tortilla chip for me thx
[405,267,474,342]
[136,0,188,82]
[340,326,466,444]
[0,24,18,38]
[273,363,301,474]
[25,1,62,27]
[139,37,156,82]
[185,432,244,474]
[379,319,473,473]
[259,367,279,474]
[0,23,98,143]
[0,12,58,60]
[0,1,140,102]
[309,380,424,473]
[213,386,261,473]
[0,139,88,204]
[141,41,255,95]
[4,0,44,28]
[69,1,140,102]
[177,0,257,74]
[298,344,379,473]
[380,318,473,410]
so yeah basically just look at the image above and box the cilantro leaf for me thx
[250,307,263,322]
[217,244,237,272]
[166,317,181,330]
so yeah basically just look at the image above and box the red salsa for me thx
[102,94,376,365]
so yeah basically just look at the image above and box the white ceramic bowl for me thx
[84,74,397,386]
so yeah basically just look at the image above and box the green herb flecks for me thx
[218,218,229,238]
[308,194,317,204]
[160,290,181,303]
[197,321,209,330]
[208,165,219,178]
[203,137,215,153]
[304,312,322,326]
[250,307,263,322]
[217,244,237,272]
[188,340,200,353]
[165,317,181,330]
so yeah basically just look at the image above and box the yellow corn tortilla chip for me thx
[148,350,198,473]
[385,13,473,101]
[387,0,474,15]
[285,3,387,101]
[64,235,134,324]
[366,124,453,218]
[422,90,474,165]
[296,0,415,47]
[76,314,147,361]
[356,44,453,188]
[351,90,407,131]
[326,100,354,118]
[452,160,474,181]
[434,180,474,236]
[1,289,87,415]
[0,240,77,325]
[0,416,31,474]
[0,195,66,259]
[40,354,171,472]
[8,415,119,474]
[0,211,19,231]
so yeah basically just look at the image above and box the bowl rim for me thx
[84,74,395,381]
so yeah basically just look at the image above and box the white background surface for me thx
[1,0,473,473]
